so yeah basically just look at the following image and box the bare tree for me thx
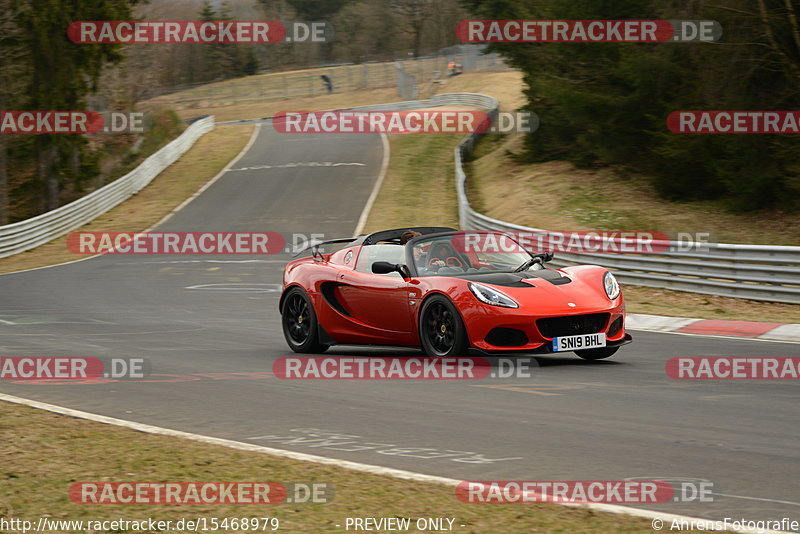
[756,0,800,81]
[391,0,433,58]
[333,0,398,63]
[427,0,467,50]
[0,0,26,224]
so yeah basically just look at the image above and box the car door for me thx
[335,245,414,333]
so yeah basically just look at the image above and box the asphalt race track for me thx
[1,123,798,527]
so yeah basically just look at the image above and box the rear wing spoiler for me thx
[293,237,358,259]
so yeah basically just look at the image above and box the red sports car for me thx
[280,227,631,359]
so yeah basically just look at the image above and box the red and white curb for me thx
[627,313,800,343]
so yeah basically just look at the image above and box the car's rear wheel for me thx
[281,288,328,353]
[419,295,468,357]
[575,346,619,360]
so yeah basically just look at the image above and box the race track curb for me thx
[626,313,800,343]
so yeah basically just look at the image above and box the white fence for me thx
[0,116,215,259]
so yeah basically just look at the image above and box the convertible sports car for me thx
[280,227,632,359]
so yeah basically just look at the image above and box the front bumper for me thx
[469,333,632,356]
[463,300,628,353]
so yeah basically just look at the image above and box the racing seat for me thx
[426,239,467,269]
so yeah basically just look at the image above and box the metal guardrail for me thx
[447,93,800,305]
[0,116,215,259]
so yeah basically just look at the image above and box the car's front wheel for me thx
[281,288,328,353]
[575,346,619,360]
[419,295,469,357]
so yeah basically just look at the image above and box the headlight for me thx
[469,282,519,308]
[604,271,620,300]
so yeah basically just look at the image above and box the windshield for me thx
[410,233,534,276]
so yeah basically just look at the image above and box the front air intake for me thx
[536,313,609,338]
[485,327,529,347]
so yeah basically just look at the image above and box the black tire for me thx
[575,346,619,360]
[418,295,469,357]
[281,288,329,353]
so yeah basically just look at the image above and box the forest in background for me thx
[464,0,800,211]
[1,0,798,226]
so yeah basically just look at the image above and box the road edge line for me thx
[0,123,261,277]
[146,123,261,232]
[353,133,390,236]
[0,393,784,534]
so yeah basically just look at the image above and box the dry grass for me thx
[622,285,800,323]
[469,136,800,245]
[141,59,444,114]
[143,70,525,124]
[0,401,687,534]
[0,125,253,275]
[158,87,403,123]
[363,133,461,233]
[362,72,526,234]
[466,134,800,323]
[435,71,526,110]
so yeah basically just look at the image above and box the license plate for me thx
[551,333,606,352]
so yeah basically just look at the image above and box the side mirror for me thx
[372,261,408,277]
[542,252,554,262]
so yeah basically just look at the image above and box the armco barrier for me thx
[447,93,800,304]
[0,116,215,259]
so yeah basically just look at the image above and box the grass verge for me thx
[362,133,461,233]
[468,136,800,246]
[0,401,688,533]
[141,59,444,115]
[0,124,253,275]
[361,72,524,234]
[145,87,402,123]
[622,286,800,323]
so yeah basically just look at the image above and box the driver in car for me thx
[429,244,450,270]
[401,230,446,273]
[400,230,421,244]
